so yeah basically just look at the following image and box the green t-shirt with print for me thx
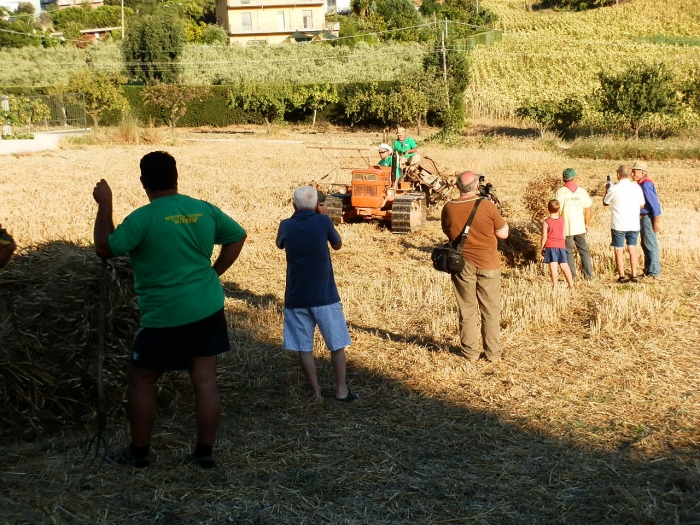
[393,137,417,158]
[108,194,246,328]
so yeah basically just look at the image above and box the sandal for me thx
[105,446,150,469]
[616,276,627,283]
[335,389,359,402]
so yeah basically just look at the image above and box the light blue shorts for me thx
[283,302,352,353]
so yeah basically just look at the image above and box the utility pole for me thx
[441,19,449,111]
[476,0,479,14]
[121,0,125,39]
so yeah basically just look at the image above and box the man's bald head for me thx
[456,171,479,194]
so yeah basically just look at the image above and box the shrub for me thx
[516,97,583,135]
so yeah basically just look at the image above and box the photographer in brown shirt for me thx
[441,171,509,362]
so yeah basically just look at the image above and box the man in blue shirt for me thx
[631,161,662,278]
[276,186,356,402]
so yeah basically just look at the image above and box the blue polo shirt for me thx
[276,210,341,309]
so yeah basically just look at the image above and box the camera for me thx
[478,174,493,198]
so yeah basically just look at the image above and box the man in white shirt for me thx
[553,168,594,280]
[603,165,646,283]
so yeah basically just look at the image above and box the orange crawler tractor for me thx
[323,152,454,234]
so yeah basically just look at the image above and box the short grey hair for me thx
[616,165,631,178]
[456,173,479,193]
[293,185,318,210]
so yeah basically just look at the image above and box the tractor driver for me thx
[377,143,402,181]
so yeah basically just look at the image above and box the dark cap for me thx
[316,189,326,203]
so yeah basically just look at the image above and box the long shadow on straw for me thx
[2,252,699,524]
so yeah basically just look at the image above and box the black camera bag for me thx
[431,199,482,274]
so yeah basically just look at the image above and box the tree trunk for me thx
[265,118,272,135]
[91,112,99,129]
[312,109,317,129]
[417,116,422,137]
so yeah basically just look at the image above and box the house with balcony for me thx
[216,0,336,46]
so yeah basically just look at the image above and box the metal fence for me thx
[1,93,89,136]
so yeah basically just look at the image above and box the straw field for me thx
[0,128,699,523]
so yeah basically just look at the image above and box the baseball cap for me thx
[631,161,648,173]
[397,127,406,134]
[562,168,577,181]
[377,143,392,153]
[316,189,326,203]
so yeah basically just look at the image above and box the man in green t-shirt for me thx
[393,127,418,160]
[93,151,247,469]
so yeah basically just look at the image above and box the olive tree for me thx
[597,62,678,138]
[142,83,209,132]
[67,68,129,128]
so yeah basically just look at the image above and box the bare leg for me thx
[330,348,349,399]
[128,365,162,447]
[560,262,574,288]
[628,245,639,277]
[614,248,626,278]
[548,262,559,288]
[188,356,221,446]
[298,352,321,400]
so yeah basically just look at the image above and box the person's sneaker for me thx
[616,276,627,283]
[105,446,150,468]
[183,454,216,469]
[629,276,638,283]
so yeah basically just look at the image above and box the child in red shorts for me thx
[540,200,574,289]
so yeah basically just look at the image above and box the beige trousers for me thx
[450,261,502,360]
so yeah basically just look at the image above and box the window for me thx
[327,0,336,10]
[278,11,285,29]
[240,0,250,4]
[302,10,312,29]
[241,12,252,31]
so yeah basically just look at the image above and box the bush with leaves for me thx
[142,83,209,132]
[373,0,421,42]
[122,11,185,84]
[597,62,678,138]
[229,81,300,134]
[66,68,129,127]
[516,97,583,135]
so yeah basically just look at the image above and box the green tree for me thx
[229,81,295,134]
[343,83,386,125]
[423,33,470,133]
[597,62,678,138]
[66,68,129,127]
[373,0,421,42]
[15,2,35,15]
[300,84,339,128]
[0,19,39,48]
[683,74,700,114]
[142,83,209,132]
[516,97,583,136]
[385,80,429,134]
[122,11,185,84]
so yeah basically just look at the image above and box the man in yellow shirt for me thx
[553,168,593,281]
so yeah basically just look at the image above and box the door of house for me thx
[278,11,285,30]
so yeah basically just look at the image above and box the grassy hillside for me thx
[468,0,700,118]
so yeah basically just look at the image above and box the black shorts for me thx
[130,308,231,371]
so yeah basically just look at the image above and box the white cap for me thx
[377,143,392,153]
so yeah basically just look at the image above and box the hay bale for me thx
[0,241,188,439]
[523,174,562,223]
